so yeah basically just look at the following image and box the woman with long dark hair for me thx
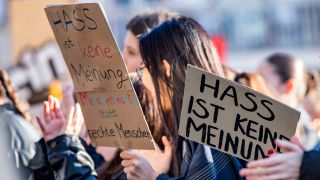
[120,16,243,179]
[39,15,244,180]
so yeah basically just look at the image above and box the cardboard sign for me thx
[45,3,130,92]
[45,3,155,150]
[179,65,300,161]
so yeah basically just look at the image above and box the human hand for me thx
[120,150,158,180]
[37,95,84,141]
[240,137,303,180]
[133,136,172,175]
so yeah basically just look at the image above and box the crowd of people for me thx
[1,9,320,180]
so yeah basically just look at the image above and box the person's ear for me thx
[162,59,171,78]
[285,79,294,93]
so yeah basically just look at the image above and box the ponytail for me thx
[0,70,31,122]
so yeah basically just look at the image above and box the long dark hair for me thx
[0,70,31,121]
[139,16,224,175]
[98,11,178,179]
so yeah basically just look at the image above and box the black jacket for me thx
[47,135,97,180]
[300,150,320,180]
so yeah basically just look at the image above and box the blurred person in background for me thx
[304,71,320,120]
[0,70,54,179]
[222,65,237,80]
[123,10,177,73]
[304,71,320,135]
[234,72,274,98]
[256,53,318,150]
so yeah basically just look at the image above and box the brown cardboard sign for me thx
[178,65,300,161]
[45,3,155,150]
[75,90,154,149]
[45,3,130,92]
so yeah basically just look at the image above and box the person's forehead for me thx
[124,31,139,48]
[257,62,275,74]
[257,62,282,84]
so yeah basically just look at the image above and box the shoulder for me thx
[0,108,40,152]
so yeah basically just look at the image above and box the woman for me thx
[234,72,274,98]
[123,10,177,73]
[257,53,318,150]
[39,16,244,179]
[121,16,243,179]
[0,70,53,179]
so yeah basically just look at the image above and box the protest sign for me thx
[45,3,155,150]
[179,65,300,161]
[45,3,130,92]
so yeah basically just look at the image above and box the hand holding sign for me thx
[132,136,172,174]
[240,136,303,180]
[120,136,172,179]
[120,151,158,180]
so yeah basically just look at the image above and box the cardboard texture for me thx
[179,65,300,161]
[45,3,155,150]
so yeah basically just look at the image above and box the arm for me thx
[37,96,97,180]
[80,138,106,170]
[30,138,55,180]
[47,135,97,180]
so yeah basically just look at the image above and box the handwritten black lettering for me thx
[220,85,238,106]
[200,74,220,98]
[209,103,225,123]
[114,122,152,139]
[49,11,65,32]
[87,126,115,139]
[186,117,206,143]
[83,8,97,30]
[70,63,128,89]
[49,7,98,33]
[258,100,275,121]
[240,92,257,112]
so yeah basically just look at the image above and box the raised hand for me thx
[37,95,84,141]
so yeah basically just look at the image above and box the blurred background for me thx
[0,0,319,110]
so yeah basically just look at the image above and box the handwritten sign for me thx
[45,3,130,92]
[45,3,155,150]
[178,65,300,161]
